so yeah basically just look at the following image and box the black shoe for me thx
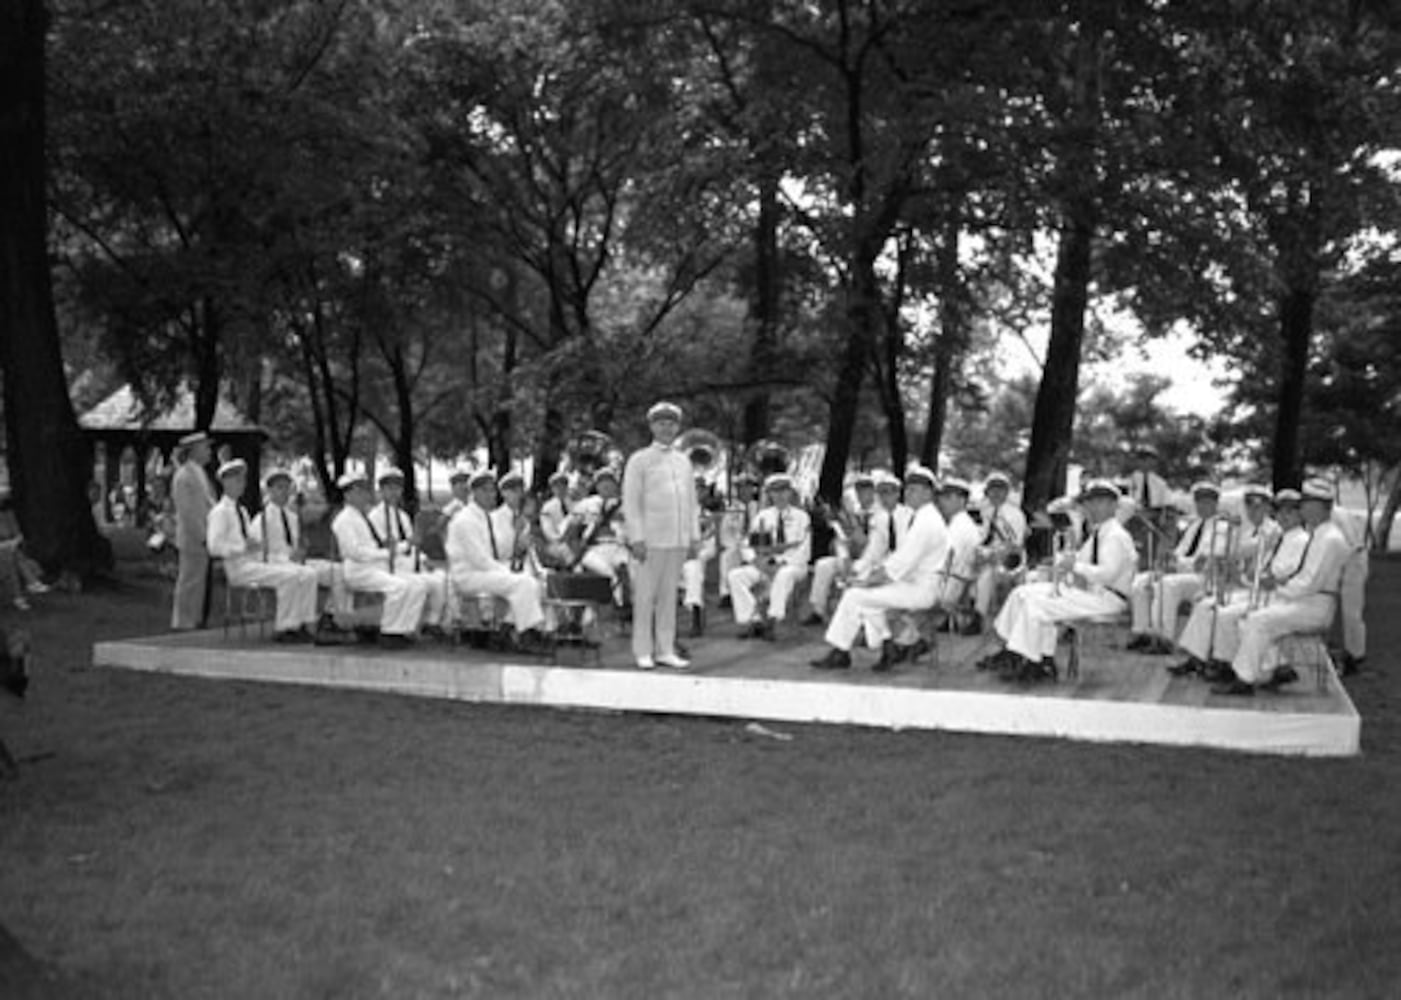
[956,613,983,637]
[976,648,1016,672]
[273,629,310,644]
[873,640,898,673]
[1201,660,1234,683]
[757,618,776,642]
[421,624,448,641]
[800,611,825,627]
[810,648,852,670]
[1262,665,1299,690]
[718,595,732,610]
[1167,657,1202,677]
[314,623,357,646]
[1142,636,1175,656]
[1036,656,1060,682]
[904,638,932,664]
[378,633,412,650]
[675,640,691,660]
[1212,677,1255,697]
[1126,634,1150,651]
[689,606,704,638]
[1340,654,1365,677]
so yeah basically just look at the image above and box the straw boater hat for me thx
[178,431,209,447]
[647,401,682,423]
[498,470,525,490]
[1079,479,1120,502]
[904,465,937,490]
[377,467,404,485]
[262,467,292,489]
[216,458,247,480]
[337,470,369,491]
[1300,478,1334,503]
[468,469,497,490]
[1190,481,1221,498]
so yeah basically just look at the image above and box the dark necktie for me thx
[776,511,786,545]
[1185,519,1204,557]
[389,507,400,543]
[888,514,897,552]
[1283,531,1314,581]
[1140,475,1150,506]
[236,505,248,541]
[280,506,293,548]
[860,512,870,536]
[485,508,498,560]
[1091,526,1100,565]
[984,506,999,545]
[360,509,383,547]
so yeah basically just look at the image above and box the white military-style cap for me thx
[936,476,971,496]
[448,466,474,484]
[336,470,369,490]
[1190,481,1221,498]
[469,469,497,490]
[377,467,404,484]
[1078,479,1120,501]
[1300,478,1334,503]
[262,467,293,488]
[646,400,683,423]
[1242,483,1272,501]
[873,470,901,490]
[1274,488,1302,505]
[904,465,938,490]
[593,467,620,486]
[498,470,525,490]
[178,431,209,447]
[216,458,247,480]
[763,473,793,493]
[984,471,1011,490]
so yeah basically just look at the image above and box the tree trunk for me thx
[192,296,220,430]
[742,168,780,446]
[817,256,879,502]
[0,0,107,577]
[1271,285,1314,491]
[1375,463,1401,553]
[921,212,963,469]
[1024,206,1096,514]
[389,348,417,513]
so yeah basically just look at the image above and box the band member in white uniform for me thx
[810,465,947,672]
[331,472,430,647]
[1128,482,1229,653]
[206,460,320,642]
[971,472,1029,631]
[717,474,762,608]
[440,467,473,521]
[983,479,1137,683]
[622,401,699,669]
[572,468,631,607]
[171,431,216,630]
[1215,478,1351,695]
[251,467,351,627]
[368,467,447,632]
[445,469,547,643]
[1172,489,1307,678]
[1234,484,1281,567]
[539,471,573,546]
[1126,444,1171,511]
[728,473,810,640]
[681,476,718,637]
[1331,501,1369,674]
[804,472,883,625]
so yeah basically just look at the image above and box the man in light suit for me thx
[330,472,430,648]
[623,401,699,670]
[171,431,216,630]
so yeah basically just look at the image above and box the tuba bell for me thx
[566,430,623,481]
[677,429,723,472]
[744,438,791,480]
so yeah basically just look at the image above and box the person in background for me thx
[171,432,216,630]
[0,493,50,611]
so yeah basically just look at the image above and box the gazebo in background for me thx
[78,385,267,525]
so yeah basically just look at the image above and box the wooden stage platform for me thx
[92,624,1361,758]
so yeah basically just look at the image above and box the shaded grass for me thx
[1,543,1398,998]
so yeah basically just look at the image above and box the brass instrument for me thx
[975,506,1026,574]
[1246,537,1272,612]
[566,430,624,482]
[678,428,723,473]
[1051,528,1075,596]
[743,439,791,482]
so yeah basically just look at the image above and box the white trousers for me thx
[225,558,322,633]
[1339,549,1367,657]
[718,545,742,597]
[634,547,685,660]
[1130,571,1203,638]
[681,551,709,608]
[729,562,807,624]
[391,563,447,626]
[808,555,847,616]
[1233,594,1335,684]
[825,580,937,651]
[974,565,1021,617]
[343,563,429,636]
[994,582,1128,662]
[582,543,630,603]
[272,557,349,617]
[1177,595,1251,664]
[452,569,544,632]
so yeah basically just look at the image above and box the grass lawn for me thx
[1,533,1398,998]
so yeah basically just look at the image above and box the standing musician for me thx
[331,472,431,648]
[717,473,762,610]
[981,479,1137,684]
[810,465,948,673]
[728,473,810,641]
[1172,489,1307,679]
[445,469,548,650]
[206,459,322,643]
[803,472,883,626]
[970,472,1029,633]
[1125,443,1175,570]
[1127,482,1229,654]
[570,468,631,609]
[368,468,448,635]
[251,467,351,635]
[1215,478,1351,696]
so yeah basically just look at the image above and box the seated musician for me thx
[1235,484,1281,567]
[728,473,810,640]
[717,473,762,610]
[970,472,1028,633]
[440,467,473,521]
[445,469,547,650]
[367,468,448,636]
[979,479,1136,683]
[251,467,351,636]
[810,465,947,672]
[570,468,630,607]
[1172,489,1306,680]
[1332,499,1369,676]
[494,471,536,572]
[1127,482,1229,654]
[539,470,573,549]
[1214,478,1351,696]
[803,472,883,627]
[331,472,432,648]
[206,460,322,643]
[681,476,722,637]
[1126,444,1171,512]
